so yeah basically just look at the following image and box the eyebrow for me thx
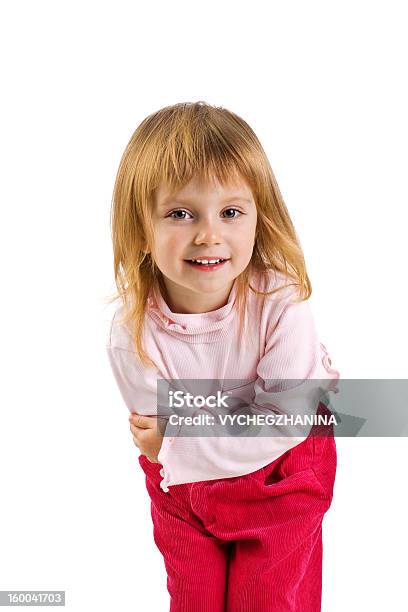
[158,196,253,208]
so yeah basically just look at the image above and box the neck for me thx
[158,277,235,314]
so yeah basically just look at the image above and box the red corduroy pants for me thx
[138,423,336,612]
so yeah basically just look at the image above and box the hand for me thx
[128,413,164,463]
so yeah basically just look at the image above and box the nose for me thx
[193,217,222,246]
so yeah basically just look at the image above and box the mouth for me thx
[184,258,230,271]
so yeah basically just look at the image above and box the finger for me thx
[129,413,157,429]
[129,423,145,436]
[146,454,159,463]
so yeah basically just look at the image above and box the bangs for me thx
[140,102,260,195]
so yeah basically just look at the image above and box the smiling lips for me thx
[185,259,229,271]
[185,257,230,263]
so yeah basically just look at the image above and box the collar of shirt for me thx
[146,279,238,343]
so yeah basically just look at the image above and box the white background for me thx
[1,1,407,610]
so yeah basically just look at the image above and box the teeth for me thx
[191,258,224,264]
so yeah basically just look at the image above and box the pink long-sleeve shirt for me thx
[106,268,340,492]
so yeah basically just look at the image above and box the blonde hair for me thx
[106,101,311,368]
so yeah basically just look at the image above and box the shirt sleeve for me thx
[106,344,161,416]
[157,297,340,492]
[105,311,162,417]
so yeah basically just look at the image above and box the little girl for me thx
[105,101,340,612]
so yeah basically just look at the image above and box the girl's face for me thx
[150,174,258,313]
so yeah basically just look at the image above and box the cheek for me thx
[232,226,257,251]
[153,232,182,262]
[154,226,176,246]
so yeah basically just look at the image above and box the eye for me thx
[167,208,243,220]
[168,209,192,220]
[223,208,242,219]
